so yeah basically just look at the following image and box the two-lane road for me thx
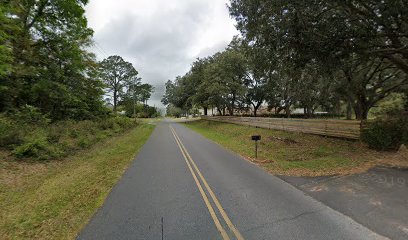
[78,120,386,240]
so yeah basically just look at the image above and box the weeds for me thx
[0,114,138,160]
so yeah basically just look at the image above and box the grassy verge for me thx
[184,120,406,176]
[165,117,201,123]
[0,123,154,239]
[136,117,163,124]
[1,115,139,160]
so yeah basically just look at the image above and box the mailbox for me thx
[251,135,261,159]
[251,135,261,141]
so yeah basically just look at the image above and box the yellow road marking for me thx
[170,126,245,240]
[170,127,231,240]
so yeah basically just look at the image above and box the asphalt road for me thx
[280,167,408,240]
[78,120,387,240]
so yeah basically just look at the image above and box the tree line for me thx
[162,0,408,120]
[0,1,155,121]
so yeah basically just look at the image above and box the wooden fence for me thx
[201,116,361,139]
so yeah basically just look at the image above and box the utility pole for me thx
[133,78,136,118]
[132,77,141,118]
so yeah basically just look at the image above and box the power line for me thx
[95,42,109,57]
[91,40,109,59]
[90,45,106,59]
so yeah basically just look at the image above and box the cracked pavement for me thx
[78,121,388,239]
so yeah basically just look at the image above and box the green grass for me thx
[0,123,154,239]
[184,120,390,176]
[136,117,163,124]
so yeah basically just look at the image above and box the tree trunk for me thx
[253,102,262,117]
[203,107,208,116]
[336,100,341,116]
[285,105,291,118]
[231,93,236,116]
[355,95,370,120]
[353,105,361,120]
[217,108,222,116]
[405,95,408,111]
[304,106,312,118]
[228,107,233,116]
[113,90,117,113]
[276,106,284,114]
[346,99,352,120]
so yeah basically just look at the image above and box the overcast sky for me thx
[85,0,239,109]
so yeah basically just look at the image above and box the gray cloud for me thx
[86,0,238,109]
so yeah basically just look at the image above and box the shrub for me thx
[1,106,51,148]
[98,118,115,130]
[78,137,91,149]
[5,116,138,160]
[113,117,136,129]
[97,117,136,131]
[12,138,51,159]
[362,115,408,151]
[46,121,71,145]
[369,93,406,118]
[13,105,50,126]
[0,116,24,146]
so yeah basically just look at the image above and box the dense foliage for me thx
[162,1,408,120]
[0,0,107,120]
[0,106,138,160]
[0,1,157,161]
[0,1,155,121]
[229,0,408,120]
[361,114,408,150]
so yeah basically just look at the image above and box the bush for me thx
[97,117,135,131]
[78,137,91,149]
[369,93,406,118]
[12,138,55,160]
[13,105,50,126]
[0,106,51,148]
[361,115,408,151]
[0,116,24,146]
[1,115,139,160]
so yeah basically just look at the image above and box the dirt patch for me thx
[376,151,408,168]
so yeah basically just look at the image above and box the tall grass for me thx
[0,115,138,160]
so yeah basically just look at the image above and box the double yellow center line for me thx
[170,125,244,240]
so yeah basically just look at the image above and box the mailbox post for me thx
[251,135,261,159]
